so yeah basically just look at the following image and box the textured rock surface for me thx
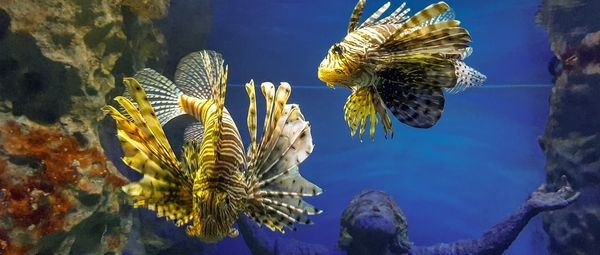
[537,0,600,254]
[95,0,214,253]
[0,0,169,254]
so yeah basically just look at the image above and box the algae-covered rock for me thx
[537,0,600,254]
[0,0,169,254]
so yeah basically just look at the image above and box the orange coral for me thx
[0,120,127,255]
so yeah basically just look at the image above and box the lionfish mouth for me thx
[317,67,344,90]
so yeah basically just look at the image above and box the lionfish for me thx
[317,0,486,140]
[102,50,322,242]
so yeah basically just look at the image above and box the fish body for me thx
[103,50,322,242]
[318,0,486,140]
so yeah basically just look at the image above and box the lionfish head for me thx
[318,42,357,89]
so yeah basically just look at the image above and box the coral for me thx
[0,0,166,125]
[537,0,600,254]
[0,120,129,254]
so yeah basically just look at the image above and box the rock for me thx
[0,0,170,254]
[123,0,170,20]
[537,0,600,254]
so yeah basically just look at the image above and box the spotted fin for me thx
[343,86,393,140]
[378,81,445,128]
[245,80,258,161]
[445,60,486,93]
[375,54,457,88]
[244,82,322,233]
[102,78,193,226]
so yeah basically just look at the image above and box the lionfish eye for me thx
[332,44,343,55]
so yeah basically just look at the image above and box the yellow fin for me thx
[245,80,258,162]
[397,2,449,32]
[102,78,193,227]
[344,87,393,140]
[348,0,366,33]
[211,65,229,156]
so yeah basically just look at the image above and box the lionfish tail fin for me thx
[344,86,393,140]
[244,82,322,233]
[445,60,486,94]
[103,78,193,226]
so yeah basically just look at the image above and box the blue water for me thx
[177,0,555,254]
[211,85,551,255]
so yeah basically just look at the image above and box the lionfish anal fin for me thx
[344,86,393,140]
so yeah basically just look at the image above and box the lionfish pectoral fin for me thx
[376,79,446,128]
[244,82,322,233]
[104,79,194,227]
[344,87,393,140]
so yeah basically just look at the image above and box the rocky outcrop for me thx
[537,0,600,254]
[0,0,168,254]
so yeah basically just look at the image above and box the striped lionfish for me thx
[317,0,486,140]
[102,50,322,243]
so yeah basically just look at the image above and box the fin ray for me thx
[348,0,366,33]
[175,50,224,100]
[244,82,322,233]
[133,68,184,126]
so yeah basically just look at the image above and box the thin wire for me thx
[227,83,553,90]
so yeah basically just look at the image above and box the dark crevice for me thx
[0,10,9,41]
[0,32,82,124]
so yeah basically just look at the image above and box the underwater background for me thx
[0,0,598,254]
[210,0,552,254]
